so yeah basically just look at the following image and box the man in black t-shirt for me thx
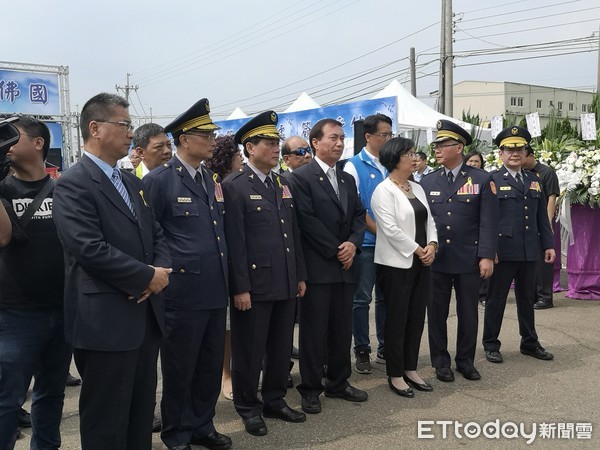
[523,148,560,309]
[0,117,72,449]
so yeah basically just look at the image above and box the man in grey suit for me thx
[53,93,171,450]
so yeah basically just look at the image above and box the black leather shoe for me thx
[190,431,232,449]
[387,377,414,398]
[520,346,554,360]
[152,414,161,432]
[263,405,306,423]
[243,416,267,436]
[301,395,321,414]
[324,385,368,402]
[435,367,455,382]
[404,376,433,392]
[534,300,554,310]
[66,373,81,386]
[485,350,503,363]
[168,445,191,450]
[456,366,481,380]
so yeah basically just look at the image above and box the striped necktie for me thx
[111,168,135,216]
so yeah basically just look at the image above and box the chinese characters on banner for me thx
[0,69,60,115]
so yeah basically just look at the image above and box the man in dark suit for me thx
[143,99,231,450]
[223,111,307,437]
[483,126,555,364]
[421,120,498,383]
[52,93,172,450]
[288,118,367,415]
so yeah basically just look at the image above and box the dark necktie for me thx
[194,170,208,199]
[516,172,523,187]
[447,171,454,186]
[264,176,273,190]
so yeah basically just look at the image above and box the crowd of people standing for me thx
[0,93,559,450]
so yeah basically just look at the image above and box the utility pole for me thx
[438,0,446,113]
[409,47,417,97]
[115,73,138,103]
[444,0,454,117]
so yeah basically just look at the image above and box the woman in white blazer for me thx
[371,137,438,398]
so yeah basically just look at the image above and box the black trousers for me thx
[377,260,429,378]
[297,282,354,397]
[483,260,540,352]
[428,271,481,370]
[74,307,161,450]
[535,257,554,303]
[231,299,295,420]
[160,308,226,448]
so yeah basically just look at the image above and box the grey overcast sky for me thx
[3,0,599,125]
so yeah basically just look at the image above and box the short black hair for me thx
[379,137,415,173]
[363,113,392,136]
[309,118,343,151]
[133,123,165,149]
[80,93,129,142]
[415,151,427,161]
[463,149,485,169]
[17,116,51,160]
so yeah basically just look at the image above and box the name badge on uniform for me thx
[500,186,511,191]
[429,191,441,196]
[281,185,293,199]
[250,194,262,200]
[177,197,192,203]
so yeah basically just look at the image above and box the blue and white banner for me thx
[215,96,397,142]
[0,69,61,115]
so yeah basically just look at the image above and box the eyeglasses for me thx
[289,147,312,156]
[96,120,135,131]
[402,152,417,158]
[185,131,217,141]
[433,142,460,150]
[372,132,395,140]
[501,146,525,153]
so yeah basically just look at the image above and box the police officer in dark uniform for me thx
[143,99,232,450]
[421,120,499,382]
[483,126,555,364]
[223,111,307,437]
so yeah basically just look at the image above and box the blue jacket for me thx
[347,149,386,247]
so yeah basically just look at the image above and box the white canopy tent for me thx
[372,80,472,131]
[226,107,248,120]
[372,80,491,145]
[284,92,321,113]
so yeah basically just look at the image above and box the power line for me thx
[460,6,600,32]
[137,0,356,87]
[454,48,596,68]
[460,0,584,23]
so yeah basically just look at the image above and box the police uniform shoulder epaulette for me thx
[429,167,443,175]
[228,170,246,182]
[152,163,172,176]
